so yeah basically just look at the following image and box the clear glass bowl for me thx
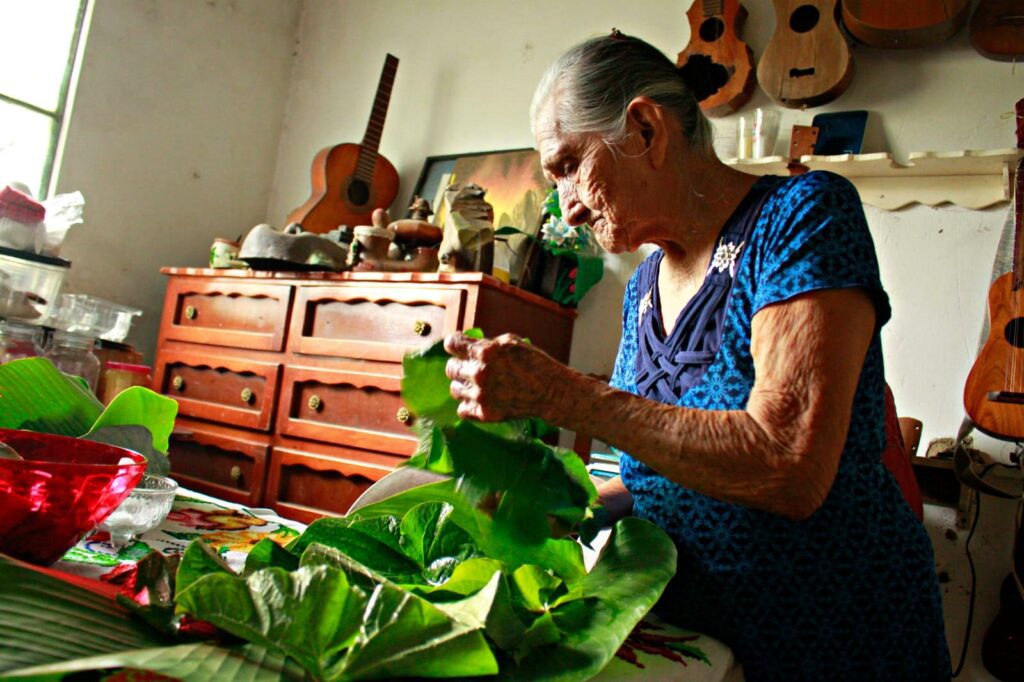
[98,474,178,550]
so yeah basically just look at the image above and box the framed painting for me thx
[408,148,553,284]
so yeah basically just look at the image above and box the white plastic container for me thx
[50,293,142,343]
[0,246,70,323]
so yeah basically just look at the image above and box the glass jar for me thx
[45,331,101,392]
[98,361,152,405]
[0,320,45,363]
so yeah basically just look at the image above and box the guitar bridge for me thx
[987,391,1024,404]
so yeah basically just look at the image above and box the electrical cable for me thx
[951,458,1020,677]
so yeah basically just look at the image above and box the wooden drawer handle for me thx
[184,305,198,320]
[308,394,322,411]
[396,407,412,424]
[172,375,185,391]
[240,387,254,404]
[412,320,431,336]
[230,465,242,481]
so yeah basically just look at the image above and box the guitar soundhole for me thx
[699,18,725,43]
[789,5,820,33]
[1004,318,1024,349]
[679,54,731,102]
[347,179,370,206]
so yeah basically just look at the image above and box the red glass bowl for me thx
[0,428,146,565]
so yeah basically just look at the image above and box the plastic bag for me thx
[38,190,84,257]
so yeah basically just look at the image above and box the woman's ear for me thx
[625,97,669,168]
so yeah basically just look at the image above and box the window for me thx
[0,0,88,199]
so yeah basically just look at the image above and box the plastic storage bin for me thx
[49,293,142,343]
[0,246,70,323]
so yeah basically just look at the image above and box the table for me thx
[54,488,742,682]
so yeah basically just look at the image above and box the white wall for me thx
[55,0,1021,678]
[55,0,301,359]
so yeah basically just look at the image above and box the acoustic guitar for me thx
[964,159,1024,441]
[841,0,971,49]
[757,0,853,109]
[675,0,757,116]
[970,0,1024,61]
[286,55,400,234]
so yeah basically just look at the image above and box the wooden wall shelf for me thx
[726,148,1022,211]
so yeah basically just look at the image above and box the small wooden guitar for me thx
[757,0,853,109]
[970,0,1024,61]
[964,158,1024,440]
[841,0,971,49]
[286,55,400,234]
[675,0,756,117]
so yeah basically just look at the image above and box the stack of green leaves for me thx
[0,341,678,681]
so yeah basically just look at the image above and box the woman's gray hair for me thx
[531,32,713,157]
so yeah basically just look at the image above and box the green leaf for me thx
[176,563,367,680]
[505,517,677,681]
[0,553,172,674]
[0,358,103,435]
[244,538,299,575]
[86,386,178,454]
[288,516,423,584]
[176,540,237,594]
[85,425,170,476]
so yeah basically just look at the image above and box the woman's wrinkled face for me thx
[534,104,646,254]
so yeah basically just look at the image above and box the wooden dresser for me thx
[153,267,575,523]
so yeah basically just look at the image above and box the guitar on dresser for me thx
[970,0,1024,62]
[757,0,853,109]
[841,0,971,49]
[286,54,400,234]
[675,0,757,116]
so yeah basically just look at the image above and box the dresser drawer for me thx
[155,351,280,431]
[266,441,402,523]
[168,419,269,507]
[277,365,417,455]
[161,279,292,351]
[289,285,464,362]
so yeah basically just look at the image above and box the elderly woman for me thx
[444,32,950,681]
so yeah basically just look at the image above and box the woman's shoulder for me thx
[765,170,861,207]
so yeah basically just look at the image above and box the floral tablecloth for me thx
[52,488,741,682]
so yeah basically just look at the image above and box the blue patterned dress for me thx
[611,172,950,681]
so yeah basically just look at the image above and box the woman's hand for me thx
[444,332,564,422]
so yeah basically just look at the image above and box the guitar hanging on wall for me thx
[286,54,400,234]
[963,159,1024,440]
[757,0,853,109]
[841,0,971,49]
[969,0,1024,62]
[675,0,757,116]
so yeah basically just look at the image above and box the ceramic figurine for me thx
[437,182,495,274]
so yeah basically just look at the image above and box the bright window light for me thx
[0,0,88,199]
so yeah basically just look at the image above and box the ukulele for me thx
[675,0,757,117]
[964,158,1024,441]
[286,55,400,234]
[970,0,1024,62]
[841,0,971,49]
[757,0,853,109]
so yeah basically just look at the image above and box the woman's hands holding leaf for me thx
[444,332,564,422]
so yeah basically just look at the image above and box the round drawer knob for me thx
[308,394,322,411]
[184,305,197,320]
[396,407,412,424]
[240,387,254,404]
[412,320,431,336]
[230,465,242,481]
[172,376,185,391]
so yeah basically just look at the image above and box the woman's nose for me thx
[558,179,588,226]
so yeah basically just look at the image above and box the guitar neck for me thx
[356,54,399,182]
[1014,158,1024,289]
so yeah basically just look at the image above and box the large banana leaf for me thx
[0,357,177,473]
